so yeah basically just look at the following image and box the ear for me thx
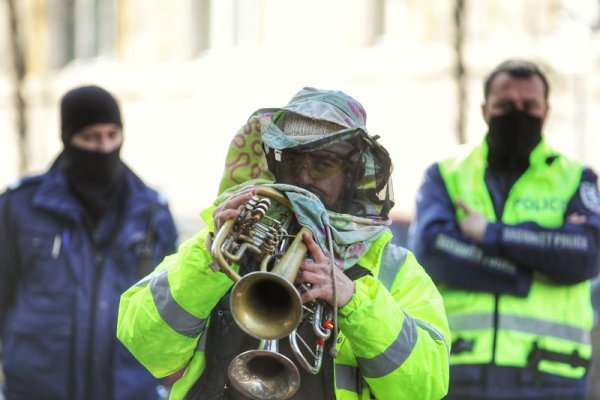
[481,102,489,124]
[542,103,550,123]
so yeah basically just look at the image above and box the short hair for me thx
[483,59,550,101]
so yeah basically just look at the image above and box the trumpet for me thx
[227,339,300,400]
[210,186,333,399]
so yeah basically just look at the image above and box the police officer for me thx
[0,85,178,400]
[409,59,600,400]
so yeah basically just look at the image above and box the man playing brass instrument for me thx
[117,87,451,399]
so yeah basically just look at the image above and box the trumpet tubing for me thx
[210,186,334,399]
[231,225,311,340]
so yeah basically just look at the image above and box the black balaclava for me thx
[486,109,543,172]
[60,85,126,221]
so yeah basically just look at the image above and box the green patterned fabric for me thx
[217,115,275,194]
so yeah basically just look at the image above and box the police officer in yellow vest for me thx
[409,59,600,399]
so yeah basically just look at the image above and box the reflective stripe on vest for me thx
[336,364,361,393]
[356,311,418,378]
[149,268,207,338]
[449,313,590,345]
[438,139,591,379]
[378,244,407,291]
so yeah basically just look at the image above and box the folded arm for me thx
[409,164,533,296]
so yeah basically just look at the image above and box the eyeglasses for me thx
[278,151,350,179]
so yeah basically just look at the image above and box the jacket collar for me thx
[357,229,393,271]
[31,155,158,223]
[31,157,85,221]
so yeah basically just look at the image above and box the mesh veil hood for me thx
[216,87,394,220]
[262,87,368,152]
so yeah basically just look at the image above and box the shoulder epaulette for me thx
[156,192,168,206]
[6,174,43,192]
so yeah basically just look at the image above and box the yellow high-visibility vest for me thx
[438,139,591,379]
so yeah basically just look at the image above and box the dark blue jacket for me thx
[0,158,178,400]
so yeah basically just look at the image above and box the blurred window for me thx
[190,0,211,56]
[46,0,116,68]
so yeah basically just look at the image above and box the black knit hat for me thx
[60,85,122,144]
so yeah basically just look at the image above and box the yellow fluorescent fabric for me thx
[118,223,450,399]
[438,139,592,379]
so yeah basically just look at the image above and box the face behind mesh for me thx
[267,113,394,219]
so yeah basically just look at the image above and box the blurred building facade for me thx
[1,0,600,235]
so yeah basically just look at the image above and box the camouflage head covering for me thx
[213,87,393,269]
[218,87,384,194]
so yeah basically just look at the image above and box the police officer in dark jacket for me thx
[0,85,178,400]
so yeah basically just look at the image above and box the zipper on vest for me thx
[491,293,500,364]
[183,314,212,400]
[489,178,504,367]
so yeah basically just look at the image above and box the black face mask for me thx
[486,109,542,172]
[62,145,125,220]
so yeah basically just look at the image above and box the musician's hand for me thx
[212,186,256,232]
[296,232,354,308]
